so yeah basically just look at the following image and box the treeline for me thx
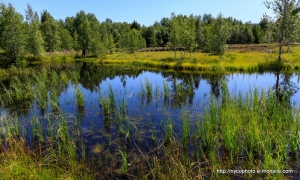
[0,2,299,62]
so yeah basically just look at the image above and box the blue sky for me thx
[7,0,272,26]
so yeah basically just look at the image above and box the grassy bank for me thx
[99,46,300,72]
[2,44,299,73]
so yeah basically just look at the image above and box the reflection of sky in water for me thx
[9,71,300,151]
[57,72,300,125]
[58,72,300,127]
[227,73,300,105]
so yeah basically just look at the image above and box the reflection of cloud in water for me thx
[127,91,134,98]
[81,127,90,135]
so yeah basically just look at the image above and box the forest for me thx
[1,1,300,64]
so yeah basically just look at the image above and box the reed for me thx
[145,78,152,95]
[50,89,59,110]
[180,109,190,148]
[75,84,85,107]
[11,77,23,101]
[108,84,115,107]
[140,80,146,97]
[114,108,124,134]
[50,70,60,87]
[119,150,128,175]
[124,116,130,140]
[102,97,112,117]
[163,81,170,97]
[1,84,14,104]
[164,117,173,145]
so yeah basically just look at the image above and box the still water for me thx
[0,64,298,152]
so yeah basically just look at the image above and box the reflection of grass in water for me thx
[140,80,146,97]
[59,71,69,84]
[108,84,115,107]
[145,78,152,95]
[124,116,130,140]
[163,81,170,97]
[115,108,125,134]
[50,70,59,87]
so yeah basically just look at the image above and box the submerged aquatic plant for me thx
[164,117,173,145]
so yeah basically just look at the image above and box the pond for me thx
[1,62,300,179]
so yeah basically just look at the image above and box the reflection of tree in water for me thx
[201,73,227,98]
[160,71,229,108]
[76,61,143,91]
[161,72,199,108]
[120,75,126,88]
[274,72,299,104]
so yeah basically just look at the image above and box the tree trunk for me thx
[275,71,282,102]
[278,40,283,62]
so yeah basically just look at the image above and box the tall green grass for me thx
[180,109,190,148]
[75,84,85,107]
[163,81,170,97]
[196,82,299,178]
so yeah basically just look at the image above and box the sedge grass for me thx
[75,84,85,107]
[119,150,128,175]
[197,83,300,177]
[163,81,170,97]
[164,117,173,145]
[180,109,190,148]
[145,78,152,95]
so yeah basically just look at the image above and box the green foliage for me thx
[25,4,44,58]
[264,0,299,61]
[74,11,91,51]
[252,25,264,44]
[206,13,231,55]
[58,27,73,51]
[119,27,145,53]
[0,2,25,62]
[88,13,105,57]
[40,10,60,52]
[195,15,204,50]
[184,15,197,58]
